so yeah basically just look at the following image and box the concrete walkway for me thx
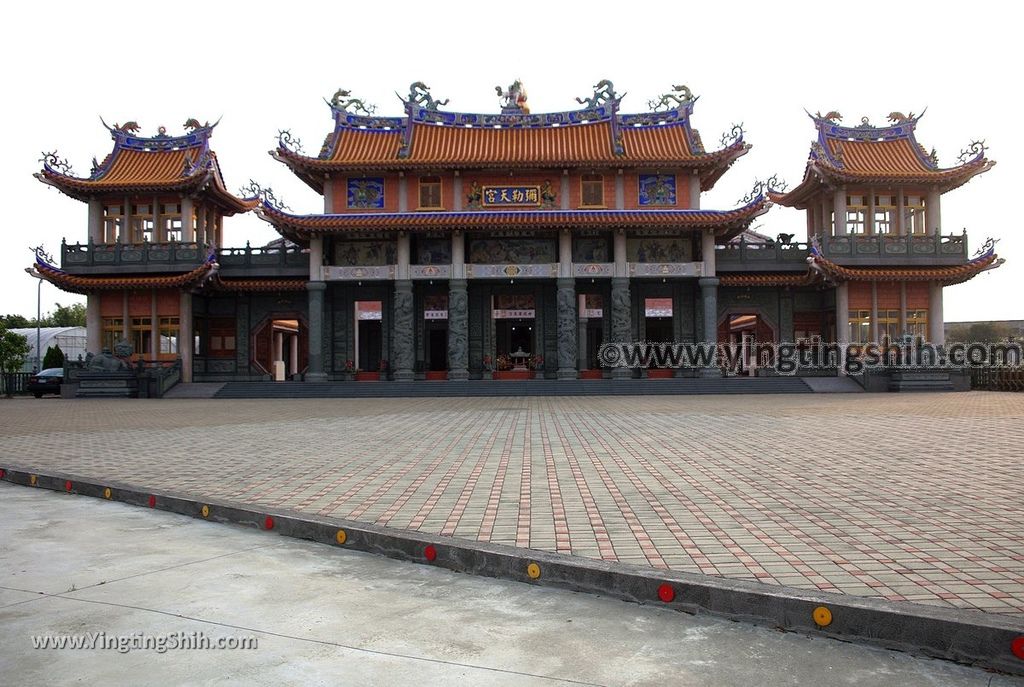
[0,393,1022,619]
[1,484,1018,686]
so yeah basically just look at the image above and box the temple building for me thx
[32,83,1002,384]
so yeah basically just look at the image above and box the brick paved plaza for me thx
[1,392,1022,617]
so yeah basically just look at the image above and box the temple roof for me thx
[808,241,1004,286]
[32,253,218,295]
[36,121,258,214]
[256,195,770,244]
[720,242,1002,288]
[272,83,749,192]
[770,112,995,208]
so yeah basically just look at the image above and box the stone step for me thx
[214,377,813,399]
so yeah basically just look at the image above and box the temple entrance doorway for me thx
[493,294,536,376]
[423,294,448,377]
[355,301,382,374]
[251,316,307,380]
[720,313,775,376]
[644,297,674,378]
[579,293,604,378]
[427,328,447,372]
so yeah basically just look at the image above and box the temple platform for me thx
[211,376,813,398]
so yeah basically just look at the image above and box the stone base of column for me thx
[557,368,578,380]
[305,372,328,382]
[448,369,469,381]
[393,371,414,382]
[611,367,633,380]
[696,367,722,378]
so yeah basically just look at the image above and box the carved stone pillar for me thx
[86,293,101,354]
[556,277,577,379]
[393,279,414,381]
[179,291,193,383]
[306,281,327,381]
[698,276,720,377]
[448,279,469,381]
[929,281,945,346]
[836,282,850,376]
[610,276,631,380]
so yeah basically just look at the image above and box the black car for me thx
[27,368,64,398]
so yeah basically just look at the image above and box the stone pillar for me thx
[451,230,465,280]
[833,188,847,236]
[181,197,195,242]
[323,175,334,213]
[926,189,941,236]
[896,188,906,235]
[396,232,410,280]
[448,279,469,380]
[290,334,299,376]
[866,188,875,235]
[701,229,716,276]
[179,291,193,383]
[615,171,624,209]
[822,198,832,235]
[86,293,101,353]
[558,229,572,278]
[610,276,632,380]
[835,282,849,376]
[899,282,908,336]
[196,205,207,247]
[453,171,463,211]
[688,173,701,209]
[698,277,720,377]
[398,173,408,212]
[87,199,103,244]
[308,237,323,281]
[929,282,945,346]
[306,281,327,381]
[870,281,879,344]
[274,330,284,362]
[613,230,627,277]
[150,292,159,360]
[556,277,577,379]
[393,279,414,381]
[560,172,570,210]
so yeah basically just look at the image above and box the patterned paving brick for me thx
[1,392,1022,616]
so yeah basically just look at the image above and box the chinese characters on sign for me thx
[481,185,542,207]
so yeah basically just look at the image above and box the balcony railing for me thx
[61,239,205,273]
[717,233,970,272]
[215,243,308,276]
[716,239,810,272]
[820,233,968,265]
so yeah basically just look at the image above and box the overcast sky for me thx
[2,1,1018,322]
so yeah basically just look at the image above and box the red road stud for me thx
[148,495,156,508]
[657,583,675,603]
[1012,636,1024,660]
[424,545,437,562]
[65,480,73,492]
[0,469,6,479]
[264,516,275,530]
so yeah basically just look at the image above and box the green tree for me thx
[967,322,1013,343]
[0,326,31,398]
[42,344,65,370]
[48,302,86,327]
[0,314,30,328]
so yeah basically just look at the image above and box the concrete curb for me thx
[2,464,1022,675]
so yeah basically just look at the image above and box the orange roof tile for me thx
[772,113,995,208]
[810,251,1003,286]
[273,91,748,192]
[33,257,216,295]
[37,125,257,214]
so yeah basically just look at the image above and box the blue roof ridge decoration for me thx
[806,109,950,171]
